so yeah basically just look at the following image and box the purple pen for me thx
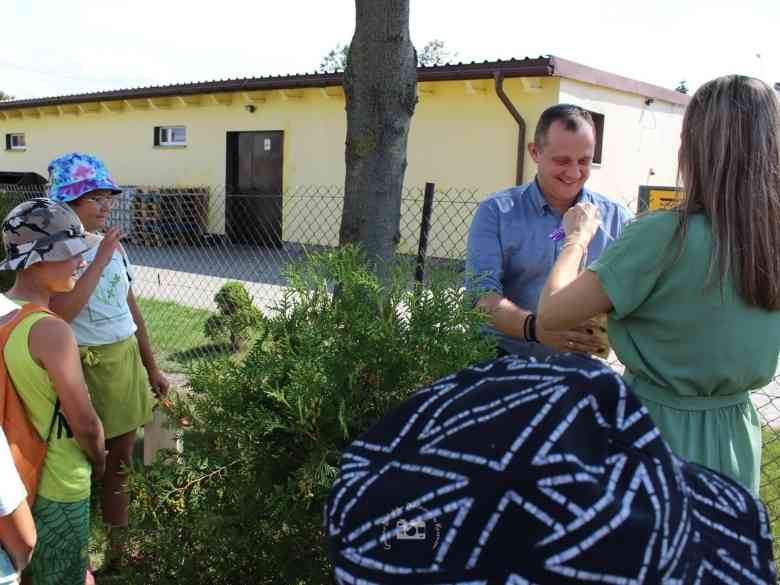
[548,225,614,242]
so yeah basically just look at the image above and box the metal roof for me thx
[0,55,689,111]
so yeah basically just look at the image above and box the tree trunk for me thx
[339,0,417,277]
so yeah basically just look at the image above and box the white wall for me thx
[558,78,685,211]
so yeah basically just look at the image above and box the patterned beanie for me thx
[325,354,776,584]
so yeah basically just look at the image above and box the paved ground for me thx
[126,241,306,312]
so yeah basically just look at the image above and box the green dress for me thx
[589,211,780,495]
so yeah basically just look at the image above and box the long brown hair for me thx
[675,75,780,310]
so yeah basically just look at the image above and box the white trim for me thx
[7,132,26,151]
[159,125,187,147]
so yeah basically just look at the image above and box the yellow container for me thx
[592,313,610,359]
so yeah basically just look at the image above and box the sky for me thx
[2,0,778,100]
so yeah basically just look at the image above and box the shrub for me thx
[127,246,494,584]
[204,281,265,351]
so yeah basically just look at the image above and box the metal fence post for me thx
[414,182,436,284]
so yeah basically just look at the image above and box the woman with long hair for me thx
[537,75,780,495]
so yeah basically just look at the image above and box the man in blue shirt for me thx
[466,104,632,358]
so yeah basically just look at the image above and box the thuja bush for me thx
[204,281,265,351]
[126,246,494,584]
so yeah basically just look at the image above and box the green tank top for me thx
[4,312,91,502]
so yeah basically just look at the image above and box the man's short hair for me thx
[534,104,595,149]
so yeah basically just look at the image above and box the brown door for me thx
[226,131,283,246]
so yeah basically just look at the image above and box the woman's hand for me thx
[563,203,601,245]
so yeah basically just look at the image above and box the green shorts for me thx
[27,496,89,585]
[80,336,155,439]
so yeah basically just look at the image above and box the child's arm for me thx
[29,318,106,479]
[0,430,36,573]
[49,227,121,322]
[0,500,35,573]
[127,289,169,397]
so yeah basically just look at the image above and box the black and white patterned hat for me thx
[325,354,776,584]
[0,198,93,271]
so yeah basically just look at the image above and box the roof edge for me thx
[550,56,690,106]
[0,56,690,111]
[0,58,554,111]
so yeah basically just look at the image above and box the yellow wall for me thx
[0,75,684,258]
[557,78,685,211]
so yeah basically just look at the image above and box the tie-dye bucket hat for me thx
[0,198,95,271]
[47,152,122,203]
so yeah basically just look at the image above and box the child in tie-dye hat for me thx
[47,153,169,575]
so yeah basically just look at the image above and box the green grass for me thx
[136,297,230,373]
[761,429,780,563]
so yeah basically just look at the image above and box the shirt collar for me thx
[529,177,592,216]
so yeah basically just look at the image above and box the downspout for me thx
[494,71,526,185]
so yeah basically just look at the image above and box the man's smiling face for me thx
[529,119,596,210]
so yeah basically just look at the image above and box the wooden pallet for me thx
[130,190,209,246]
[133,202,159,212]
[130,229,165,246]
[133,209,161,219]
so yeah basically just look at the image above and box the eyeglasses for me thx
[83,194,118,207]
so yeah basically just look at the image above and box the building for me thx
[0,56,687,256]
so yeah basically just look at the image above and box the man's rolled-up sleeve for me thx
[465,200,504,298]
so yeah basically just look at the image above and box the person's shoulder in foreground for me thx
[326,353,777,584]
[0,427,29,585]
[0,294,17,317]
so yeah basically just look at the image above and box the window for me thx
[588,111,605,165]
[4,133,26,151]
[154,126,187,147]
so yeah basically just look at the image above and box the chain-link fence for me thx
[2,181,780,553]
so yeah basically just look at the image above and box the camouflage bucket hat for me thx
[47,152,122,203]
[0,198,94,271]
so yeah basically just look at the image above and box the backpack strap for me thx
[47,397,72,440]
[0,303,56,351]
[0,303,62,442]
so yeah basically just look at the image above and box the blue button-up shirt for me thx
[466,179,633,357]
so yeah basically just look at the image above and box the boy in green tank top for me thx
[0,199,105,585]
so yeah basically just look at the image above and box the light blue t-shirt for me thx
[465,179,632,356]
[70,241,137,347]
[0,428,27,584]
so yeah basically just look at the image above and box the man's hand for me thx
[148,368,170,398]
[93,226,123,269]
[536,317,605,354]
